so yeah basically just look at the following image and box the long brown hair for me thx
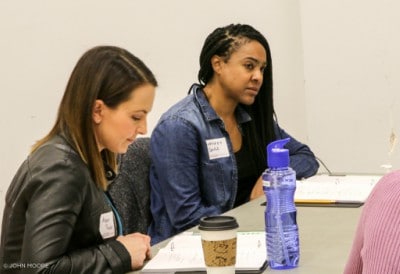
[32,46,157,190]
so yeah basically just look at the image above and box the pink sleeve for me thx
[343,199,367,274]
[344,171,400,274]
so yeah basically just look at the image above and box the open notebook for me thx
[294,174,382,206]
[141,231,268,273]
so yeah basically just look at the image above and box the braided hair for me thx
[198,24,276,174]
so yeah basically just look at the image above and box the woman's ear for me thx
[210,55,223,75]
[92,99,104,124]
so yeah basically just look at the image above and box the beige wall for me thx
[300,0,400,174]
[2,0,400,217]
[0,0,305,216]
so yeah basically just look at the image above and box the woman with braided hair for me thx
[148,24,319,244]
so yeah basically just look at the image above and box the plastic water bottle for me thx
[262,138,299,269]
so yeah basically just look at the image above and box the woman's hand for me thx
[117,232,151,270]
[250,176,264,200]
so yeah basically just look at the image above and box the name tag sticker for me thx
[99,211,115,239]
[206,138,230,160]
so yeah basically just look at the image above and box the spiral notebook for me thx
[141,231,268,273]
[294,174,382,206]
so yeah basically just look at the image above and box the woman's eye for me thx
[132,116,141,121]
[245,63,254,70]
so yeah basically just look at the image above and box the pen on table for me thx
[295,199,337,204]
[261,200,362,206]
[295,199,361,204]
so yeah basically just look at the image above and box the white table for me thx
[131,196,361,273]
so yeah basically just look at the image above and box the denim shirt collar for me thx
[189,83,252,125]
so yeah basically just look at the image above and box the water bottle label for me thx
[262,180,271,187]
[282,175,296,186]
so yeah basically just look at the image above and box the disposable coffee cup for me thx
[198,216,239,274]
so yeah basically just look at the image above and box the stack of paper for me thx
[294,174,382,205]
[141,231,268,273]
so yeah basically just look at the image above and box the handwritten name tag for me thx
[206,138,230,160]
[99,211,115,239]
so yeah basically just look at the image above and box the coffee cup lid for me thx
[198,216,239,231]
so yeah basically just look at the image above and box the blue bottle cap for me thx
[267,138,290,168]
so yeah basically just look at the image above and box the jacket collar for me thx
[189,83,252,125]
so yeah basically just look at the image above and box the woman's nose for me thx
[252,69,263,82]
[137,120,148,135]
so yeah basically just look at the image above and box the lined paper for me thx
[141,232,267,273]
[295,174,382,204]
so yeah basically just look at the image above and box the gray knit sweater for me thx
[108,137,152,235]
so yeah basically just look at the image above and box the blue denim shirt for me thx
[148,84,319,244]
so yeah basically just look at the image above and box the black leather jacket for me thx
[0,135,131,273]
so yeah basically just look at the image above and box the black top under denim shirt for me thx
[234,138,259,207]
